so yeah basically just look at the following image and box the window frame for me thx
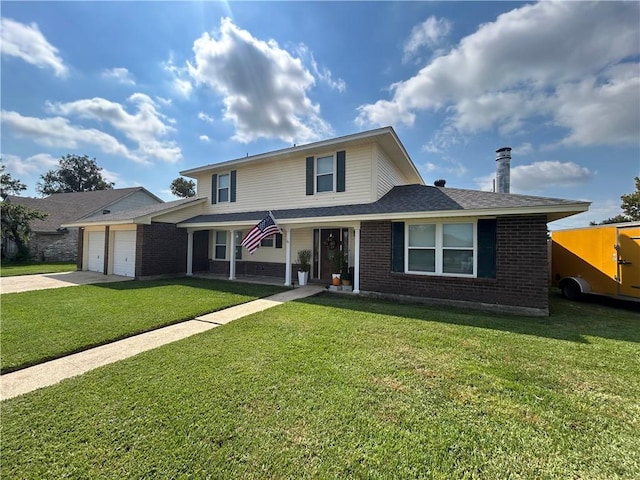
[315,154,335,193]
[214,230,227,260]
[218,173,230,203]
[405,220,477,277]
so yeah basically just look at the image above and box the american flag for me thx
[241,213,281,255]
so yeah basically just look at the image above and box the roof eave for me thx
[179,127,403,177]
[62,198,207,228]
[177,202,590,229]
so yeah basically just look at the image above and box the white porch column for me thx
[229,229,236,280]
[284,228,291,286]
[186,229,194,276]
[354,226,361,293]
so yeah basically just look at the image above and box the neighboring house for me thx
[4,188,163,262]
[66,127,589,315]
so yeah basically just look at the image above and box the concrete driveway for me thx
[0,271,133,294]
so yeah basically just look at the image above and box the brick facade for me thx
[360,215,549,314]
[136,222,188,278]
[209,260,292,278]
[28,229,78,262]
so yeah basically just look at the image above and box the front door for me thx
[314,228,350,281]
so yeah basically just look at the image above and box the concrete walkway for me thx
[0,285,325,401]
[0,271,133,294]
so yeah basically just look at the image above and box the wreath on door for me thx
[323,233,340,250]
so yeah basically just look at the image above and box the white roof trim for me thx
[62,198,206,227]
[177,203,589,229]
[180,127,423,183]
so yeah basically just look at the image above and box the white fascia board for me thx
[177,203,589,229]
[62,219,136,228]
[180,127,397,177]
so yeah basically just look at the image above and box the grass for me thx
[0,260,76,277]
[0,277,286,373]
[1,292,638,479]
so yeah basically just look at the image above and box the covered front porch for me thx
[181,221,362,293]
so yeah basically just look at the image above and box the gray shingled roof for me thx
[62,198,203,225]
[6,187,160,232]
[180,184,588,225]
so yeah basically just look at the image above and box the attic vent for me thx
[434,179,446,187]
[102,209,111,214]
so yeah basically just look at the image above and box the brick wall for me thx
[360,216,549,314]
[30,229,78,262]
[136,222,187,277]
[209,260,289,277]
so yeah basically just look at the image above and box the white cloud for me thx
[1,152,58,176]
[198,112,214,123]
[163,55,193,97]
[1,110,136,160]
[45,94,182,163]
[356,2,640,148]
[101,67,135,85]
[474,160,593,193]
[512,142,533,156]
[297,44,346,93]
[0,17,67,77]
[403,16,452,63]
[554,64,640,147]
[187,17,333,144]
[199,135,210,142]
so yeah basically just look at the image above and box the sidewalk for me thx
[0,285,325,401]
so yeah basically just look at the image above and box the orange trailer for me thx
[551,222,640,302]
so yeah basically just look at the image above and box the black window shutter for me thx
[477,219,497,278]
[275,233,283,249]
[230,170,237,203]
[336,150,346,192]
[211,174,217,204]
[391,222,405,272]
[306,156,314,195]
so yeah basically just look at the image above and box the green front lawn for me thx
[2,293,638,478]
[0,261,76,277]
[0,278,286,373]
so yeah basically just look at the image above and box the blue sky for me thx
[1,1,638,229]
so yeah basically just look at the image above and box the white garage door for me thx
[87,231,105,273]
[113,230,136,277]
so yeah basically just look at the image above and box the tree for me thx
[36,154,114,196]
[620,176,640,221]
[0,166,47,259]
[170,177,196,198]
[1,203,48,260]
[1,164,27,199]
[597,176,640,224]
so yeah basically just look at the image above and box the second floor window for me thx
[316,155,334,193]
[218,174,230,202]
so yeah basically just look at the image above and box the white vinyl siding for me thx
[152,203,205,224]
[85,191,161,218]
[194,144,374,215]
[377,146,410,200]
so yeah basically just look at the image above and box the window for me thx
[215,231,227,260]
[407,222,475,276]
[260,236,274,247]
[218,174,229,202]
[316,155,334,193]
[259,233,283,248]
[234,231,243,260]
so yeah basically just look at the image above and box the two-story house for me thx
[66,127,589,315]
